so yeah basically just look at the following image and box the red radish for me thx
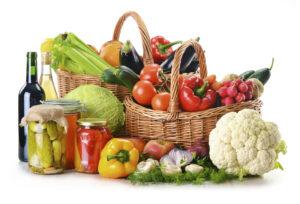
[245,92,253,100]
[235,93,246,103]
[222,97,235,106]
[238,82,248,93]
[227,86,238,97]
[235,79,242,85]
[222,80,231,87]
[217,87,228,98]
[245,80,253,87]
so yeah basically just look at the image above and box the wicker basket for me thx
[124,39,263,148]
[57,11,154,100]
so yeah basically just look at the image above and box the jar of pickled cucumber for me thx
[21,104,68,174]
[43,99,84,169]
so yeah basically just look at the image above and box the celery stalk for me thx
[51,32,114,76]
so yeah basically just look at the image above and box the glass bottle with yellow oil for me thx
[39,39,58,100]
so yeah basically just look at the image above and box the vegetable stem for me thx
[107,150,130,163]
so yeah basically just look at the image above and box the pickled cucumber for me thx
[46,121,58,140]
[35,132,53,168]
[29,122,46,133]
[52,140,62,166]
[28,128,36,161]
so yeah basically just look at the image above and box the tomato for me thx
[132,80,157,106]
[140,64,162,85]
[151,92,171,111]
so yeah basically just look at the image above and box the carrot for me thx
[204,74,216,85]
[211,81,222,91]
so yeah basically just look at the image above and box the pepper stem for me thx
[194,81,208,98]
[157,41,182,54]
[269,57,274,70]
[107,150,130,163]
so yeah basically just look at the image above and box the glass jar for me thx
[43,99,83,169]
[75,118,112,173]
[22,105,68,174]
[28,121,66,174]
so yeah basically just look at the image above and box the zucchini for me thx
[248,58,274,85]
[239,70,255,80]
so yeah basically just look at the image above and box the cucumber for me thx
[240,70,255,80]
[101,69,123,85]
[248,58,274,85]
[116,66,140,90]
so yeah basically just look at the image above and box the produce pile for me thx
[19,31,286,185]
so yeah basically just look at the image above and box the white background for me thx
[0,0,299,203]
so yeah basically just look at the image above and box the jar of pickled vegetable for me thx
[43,99,83,169]
[75,118,112,173]
[21,105,68,174]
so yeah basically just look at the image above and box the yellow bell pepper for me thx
[98,138,139,179]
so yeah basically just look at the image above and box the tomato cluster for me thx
[132,64,171,111]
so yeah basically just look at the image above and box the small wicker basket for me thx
[124,39,262,148]
[57,11,154,100]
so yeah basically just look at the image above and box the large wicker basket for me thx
[124,39,262,148]
[57,11,154,100]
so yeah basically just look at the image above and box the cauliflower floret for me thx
[209,109,286,177]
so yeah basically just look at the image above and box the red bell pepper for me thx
[151,36,182,64]
[179,75,217,112]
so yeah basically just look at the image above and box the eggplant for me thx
[184,56,199,73]
[161,37,200,74]
[120,40,144,74]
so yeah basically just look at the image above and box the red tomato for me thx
[140,64,162,85]
[132,80,157,106]
[151,92,171,111]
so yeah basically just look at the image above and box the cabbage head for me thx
[64,85,124,133]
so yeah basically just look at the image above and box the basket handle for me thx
[112,11,154,65]
[167,39,208,118]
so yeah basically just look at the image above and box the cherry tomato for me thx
[132,80,157,106]
[151,92,171,111]
[140,64,162,85]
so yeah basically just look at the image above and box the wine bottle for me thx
[39,52,58,100]
[18,52,45,162]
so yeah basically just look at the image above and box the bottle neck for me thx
[26,54,38,83]
[40,52,52,76]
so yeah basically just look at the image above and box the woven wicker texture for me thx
[57,11,153,100]
[124,39,262,148]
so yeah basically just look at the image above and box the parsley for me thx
[127,157,237,185]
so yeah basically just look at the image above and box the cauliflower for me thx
[209,109,286,178]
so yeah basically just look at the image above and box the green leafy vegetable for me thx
[51,32,114,76]
[64,84,124,133]
[128,157,237,185]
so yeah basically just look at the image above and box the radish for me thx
[218,87,228,98]
[222,80,231,87]
[238,82,248,93]
[222,97,235,106]
[245,92,253,100]
[227,86,238,97]
[235,93,246,103]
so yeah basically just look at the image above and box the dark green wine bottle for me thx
[18,52,45,162]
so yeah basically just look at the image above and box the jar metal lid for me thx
[77,118,107,127]
[43,99,84,114]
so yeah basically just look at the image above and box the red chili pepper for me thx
[151,36,182,64]
[179,76,217,112]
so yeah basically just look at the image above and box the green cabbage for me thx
[64,85,124,133]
